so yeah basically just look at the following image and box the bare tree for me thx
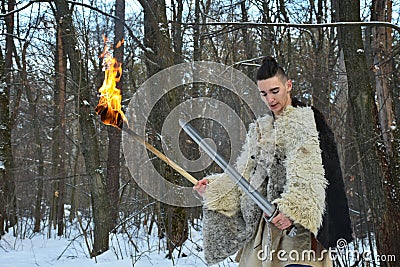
[309,0,331,117]
[193,0,201,62]
[53,0,111,255]
[369,0,400,261]
[0,0,18,237]
[49,18,67,237]
[371,0,395,155]
[138,0,188,259]
[171,0,184,64]
[17,38,46,233]
[338,0,400,263]
[106,0,126,232]
[259,0,274,57]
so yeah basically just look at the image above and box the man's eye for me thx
[272,89,279,94]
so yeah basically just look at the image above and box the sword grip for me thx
[263,214,298,237]
[265,205,279,222]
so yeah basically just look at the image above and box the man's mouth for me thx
[269,103,278,109]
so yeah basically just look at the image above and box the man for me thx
[194,56,352,266]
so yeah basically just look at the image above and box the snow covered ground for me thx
[1,213,384,267]
[0,219,238,267]
[0,222,389,267]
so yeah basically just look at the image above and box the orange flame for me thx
[95,39,127,129]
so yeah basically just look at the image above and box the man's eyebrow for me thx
[259,87,280,93]
[263,87,280,93]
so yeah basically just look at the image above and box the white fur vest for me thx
[201,106,328,265]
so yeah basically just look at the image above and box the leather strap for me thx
[311,234,318,253]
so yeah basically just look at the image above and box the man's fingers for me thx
[193,179,209,197]
[271,213,282,224]
[270,212,293,230]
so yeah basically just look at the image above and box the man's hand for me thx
[193,178,209,197]
[270,212,293,230]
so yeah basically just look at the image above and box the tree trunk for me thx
[171,0,184,64]
[106,0,126,232]
[369,0,400,261]
[0,0,17,237]
[19,40,45,233]
[240,0,254,77]
[338,0,399,263]
[50,21,67,237]
[371,0,395,155]
[139,0,188,258]
[53,0,111,255]
[260,0,274,57]
[309,0,331,118]
[68,131,80,223]
[193,0,201,62]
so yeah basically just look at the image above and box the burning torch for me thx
[94,40,197,185]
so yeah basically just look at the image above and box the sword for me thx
[179,119,297,237]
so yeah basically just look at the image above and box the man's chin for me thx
[270,106,284,115]
[269,105,279,111]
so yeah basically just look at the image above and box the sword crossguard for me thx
[265,205,279,222]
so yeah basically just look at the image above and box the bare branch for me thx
[0,0,36,18]
[0,0,148,53]
[64,1,148,52]
[171,21,400,34]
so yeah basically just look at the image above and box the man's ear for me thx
[286,79,293,92]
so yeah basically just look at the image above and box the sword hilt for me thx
[263,213,298,237]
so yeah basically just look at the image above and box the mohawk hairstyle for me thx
[256,56,288,81]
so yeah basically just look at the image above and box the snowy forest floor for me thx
[0,212,383,267]
[0,216,238,267]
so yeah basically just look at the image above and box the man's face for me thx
[257,76,292,116]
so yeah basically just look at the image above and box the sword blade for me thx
[179,119,276,217]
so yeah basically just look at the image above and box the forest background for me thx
[0,0,399,266]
